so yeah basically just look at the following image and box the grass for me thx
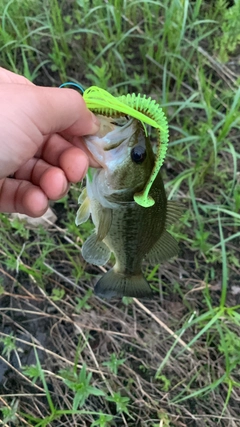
[0,0,240,425]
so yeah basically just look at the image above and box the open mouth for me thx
[84,117,137,167]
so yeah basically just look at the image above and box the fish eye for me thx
[131,146,147,164]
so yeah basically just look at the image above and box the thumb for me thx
[33,86,100,136]
[4,85,100,137]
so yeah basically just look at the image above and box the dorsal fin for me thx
[165,201,184,227]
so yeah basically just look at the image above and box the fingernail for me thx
[82,165,89,179]
[90,112,100,132]
[61,181,69,196]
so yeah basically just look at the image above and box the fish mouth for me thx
[84,116,138,168]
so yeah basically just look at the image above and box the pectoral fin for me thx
[96,208,112,242]
[82,233,111,266]
[165,201,184,226]
[75,196,91,225]
[78,187,88,204]
[145,230,179,264]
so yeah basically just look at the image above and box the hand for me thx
[0,68,100,217]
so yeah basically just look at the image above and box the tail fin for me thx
[94,269,152,299]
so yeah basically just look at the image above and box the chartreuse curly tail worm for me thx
[60,83,169,208]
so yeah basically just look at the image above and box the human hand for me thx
[0,68,100,217]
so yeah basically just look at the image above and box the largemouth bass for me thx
[76,115,181,299]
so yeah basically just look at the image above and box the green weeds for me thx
[102,353,126,375]
[0,332,18,361]
[59,363,105,410]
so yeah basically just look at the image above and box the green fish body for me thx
[76,116,181,299]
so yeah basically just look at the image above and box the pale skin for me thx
[0,67,100,217]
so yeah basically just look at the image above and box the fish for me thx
[76,115,182,299]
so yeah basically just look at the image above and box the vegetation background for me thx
[0,0,240,426]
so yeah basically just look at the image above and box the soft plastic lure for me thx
[60,83,169,208]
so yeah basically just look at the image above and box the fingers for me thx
[20,141,89,183]
[40,168,69,200]
[15,159,69,201]
[70,136,101,168]
[59,146,89,182]
[14,144,89,200]
[0,178,48,217]
[37,133,91,176]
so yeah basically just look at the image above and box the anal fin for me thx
[82,233,111,266]
[145,229,179,264]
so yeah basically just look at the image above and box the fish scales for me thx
[104,175,167,274]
